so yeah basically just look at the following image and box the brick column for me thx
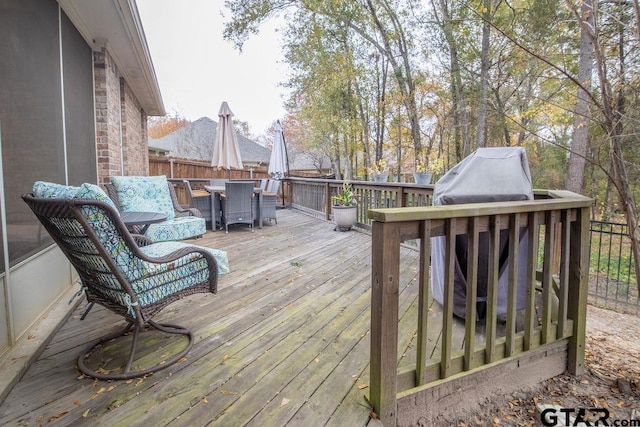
[120,79,149,176]
[94,49,123,185]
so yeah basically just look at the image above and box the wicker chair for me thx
[22,183,229,380]
[222,181,254,233]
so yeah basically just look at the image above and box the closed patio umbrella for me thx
[211,101,243,177]
[268,120,289,180]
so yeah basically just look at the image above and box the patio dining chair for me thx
[259,178,269,191]
[222,181,254,233]
[23,181,229,380]
[262,180,281,224]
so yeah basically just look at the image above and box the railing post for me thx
[325,181,331,221]
[370,220,400,425]
[567,206,590,375]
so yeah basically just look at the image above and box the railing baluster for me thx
[506,213,520,357]
[464,217,479,371]
[441,218,456,378]
[558,209,571,337]
[542,210,557,343]
[416,220,432,385]
[485,215,500,363]
[525,211,540,350]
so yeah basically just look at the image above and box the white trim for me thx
[0,124,14,346]
[119,80,125,175]
[59,6,69,185]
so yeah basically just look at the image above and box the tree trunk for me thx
[565,0,593,194]
[588,0,640,291]
[437,0,471,160]
[476,0,492,148]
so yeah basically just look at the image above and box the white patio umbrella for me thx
[211,101,243,177]
[268,120,289,180]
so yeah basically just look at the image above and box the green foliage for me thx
[223,0,640,225]
[331,182,356,206]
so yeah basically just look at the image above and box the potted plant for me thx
[331,182,357,231]
[370,159,388,183]
[413,158,432,185]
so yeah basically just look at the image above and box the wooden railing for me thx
[367,190,592,425]
[287,177,434,229]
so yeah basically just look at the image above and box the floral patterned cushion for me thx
[140,241,229,276]
[145,216,206,243]
[32,181,80,199]
[121,242,227,309]
[75,183,118,211]
[111,175,176,220]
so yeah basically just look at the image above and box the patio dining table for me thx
[205,185,263,230]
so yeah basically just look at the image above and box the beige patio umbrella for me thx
[211,101,243,177]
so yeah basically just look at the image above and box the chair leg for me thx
[77,319,193,380]
[80,302,94,320]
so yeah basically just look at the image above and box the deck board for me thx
[0,209,464,426]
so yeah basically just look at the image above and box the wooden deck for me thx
[0,209,468,426]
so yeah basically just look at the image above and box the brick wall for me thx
[94,48,150,185]
[120,79,148,176]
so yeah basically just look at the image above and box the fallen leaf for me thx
[73,400,82,406]
[222,354,229,363]
[48,412,68,422]
[220,389,239,395]
[27,334,36,340]
[359,384,369,390]
[281,398,290,406]
[82,409,90,417]
[202,396,208,403]
[370,411,378,419]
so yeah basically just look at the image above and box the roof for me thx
[59,0,164,115]
[149,117,272,164]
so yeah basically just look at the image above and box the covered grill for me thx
[430,147,534,320]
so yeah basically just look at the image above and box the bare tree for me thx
[565,0,593,194]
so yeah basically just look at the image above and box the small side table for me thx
[120,211,167,234]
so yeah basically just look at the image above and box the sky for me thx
[137,0,289,136]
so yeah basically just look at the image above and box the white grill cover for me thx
[430,147,533,319]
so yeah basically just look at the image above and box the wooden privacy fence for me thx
[149,156,270,181]
[367,190,592,425]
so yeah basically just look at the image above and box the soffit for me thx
[58,0,165,116]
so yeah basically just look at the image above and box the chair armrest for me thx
[132,234,153,247]
[176,206,203,217]
[167,180,202,217]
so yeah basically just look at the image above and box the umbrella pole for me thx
[282,123,290,208]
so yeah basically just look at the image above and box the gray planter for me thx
[413,172,432,185]
[372,172,389,183]
[332,205,357,231]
